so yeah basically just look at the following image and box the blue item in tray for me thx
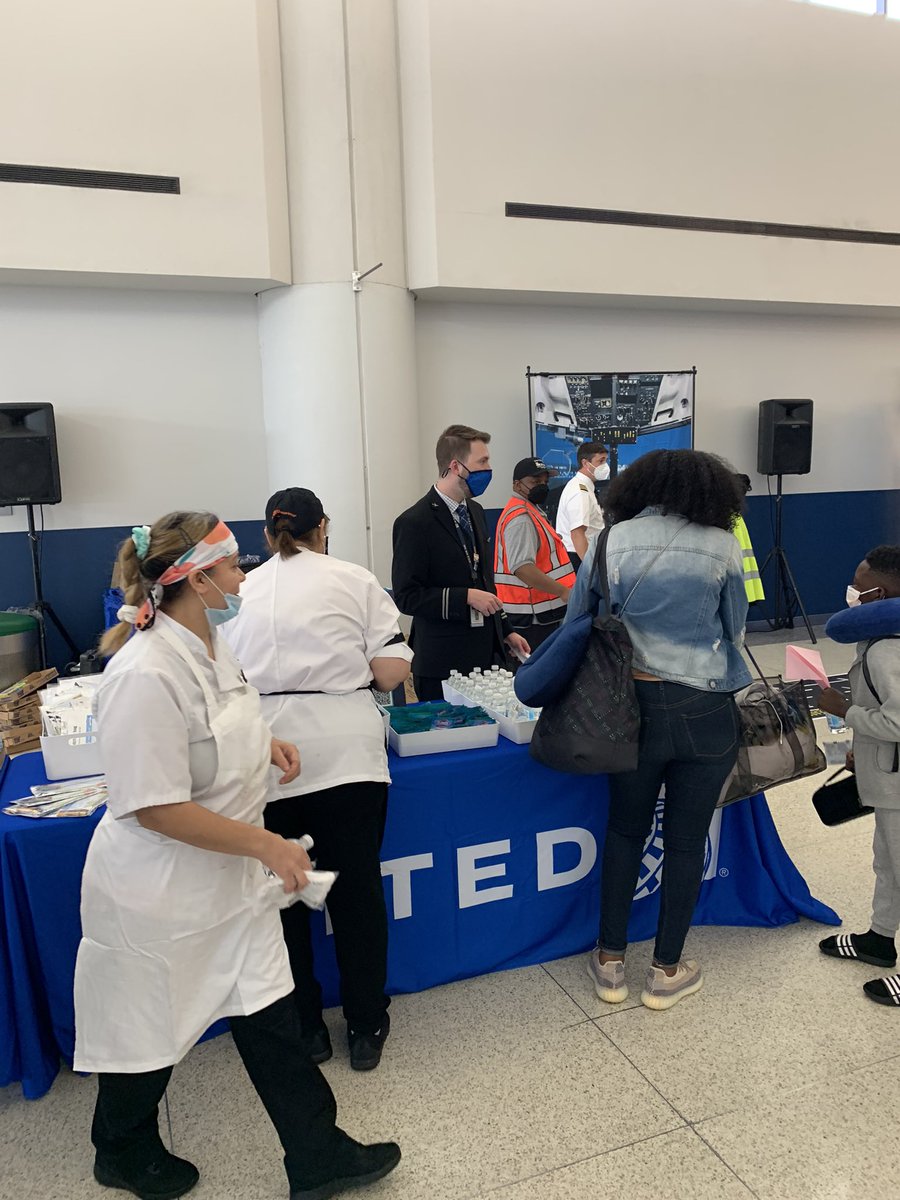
[383,702,494,734]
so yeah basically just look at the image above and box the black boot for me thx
[93,1148,199,1200]
[303,1023,333,1065]
[348,1012,390,1072]
[290,1134,401,1200]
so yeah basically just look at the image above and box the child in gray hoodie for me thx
[818,544,900,1006]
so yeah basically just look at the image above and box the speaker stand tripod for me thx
[758,475,817,645]
[24,503,81,669]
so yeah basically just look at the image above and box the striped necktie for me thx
[456,503,474,549]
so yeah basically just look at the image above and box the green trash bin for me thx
[0,612,41,690]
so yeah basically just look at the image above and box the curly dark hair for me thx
[602,450,743,530]
[865,545,900,584]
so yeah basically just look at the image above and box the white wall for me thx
[0,286,268,532]
[400,0,900,307]
[0,0,290,290]
[412,299,900,505]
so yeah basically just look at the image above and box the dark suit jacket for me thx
[392,488,510,679]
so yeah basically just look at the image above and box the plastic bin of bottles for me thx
[442,666,540,745]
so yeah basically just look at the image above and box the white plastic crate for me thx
[40,733,103,781]
[442,682,538,744]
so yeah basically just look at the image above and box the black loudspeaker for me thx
[0,403,62,505]
[757,399,813,476]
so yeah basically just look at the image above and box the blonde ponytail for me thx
[99,539,144,656]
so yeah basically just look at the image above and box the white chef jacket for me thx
[74,612,293,1073]
[223,549,413,800]
[555,471,605,554]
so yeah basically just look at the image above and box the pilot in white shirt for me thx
[555,441,608,569]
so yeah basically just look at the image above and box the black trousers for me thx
[601,681,739,965]
[92,994,340,1191]
[413,675,446,701]
[263,780,389,1035]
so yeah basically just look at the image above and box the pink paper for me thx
[784,644,830,689]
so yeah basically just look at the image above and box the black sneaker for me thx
[304,1023,333,1065]
[290,1138,401,1200]
[94,1151,199,1200]
[348,1012,390,1072]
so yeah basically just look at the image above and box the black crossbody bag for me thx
[812,636,900,827]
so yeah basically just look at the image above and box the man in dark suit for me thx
[392,424,531,701]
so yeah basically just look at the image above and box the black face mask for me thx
[526,483,549,507]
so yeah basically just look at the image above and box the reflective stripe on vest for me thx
[733,517,765,603]
[494,499,576,614]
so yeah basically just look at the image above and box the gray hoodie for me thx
[847,637,900,810]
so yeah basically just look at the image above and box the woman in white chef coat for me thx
[75,512,400,1200]
[225,488,412,1073]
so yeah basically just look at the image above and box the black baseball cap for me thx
[513,457,554,481]
[265,487,325,536]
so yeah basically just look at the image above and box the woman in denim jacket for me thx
[566,450,751,1010]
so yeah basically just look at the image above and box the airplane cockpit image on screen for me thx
[532,374,577,428]
[529,368,695,483]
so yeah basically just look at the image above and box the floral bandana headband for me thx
[118,521,239,630]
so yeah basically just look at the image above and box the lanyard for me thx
[455,515,480,581]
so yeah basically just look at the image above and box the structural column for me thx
[259,0,420,582]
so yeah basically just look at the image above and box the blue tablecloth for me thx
[0,741,837,1100]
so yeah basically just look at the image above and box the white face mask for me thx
[594,463,610,482]
[846,584,882,608]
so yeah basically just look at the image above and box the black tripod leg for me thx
[43,602,82,660]
[757,548,782,631]
[778,548,817,645]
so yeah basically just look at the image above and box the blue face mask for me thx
[461,466,492,498]
[203,579,242,627]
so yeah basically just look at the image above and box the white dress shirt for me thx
[555,471,605,554]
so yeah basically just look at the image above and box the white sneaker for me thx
[641,960,703,1011]
[586,949,629,1003]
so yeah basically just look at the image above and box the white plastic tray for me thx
[40,733,102,781]
[387,720,498,757]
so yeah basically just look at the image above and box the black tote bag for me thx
[529,528,639,775]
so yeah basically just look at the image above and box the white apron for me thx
[73,624,293,1074]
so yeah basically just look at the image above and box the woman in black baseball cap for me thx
[223,487,412,1073]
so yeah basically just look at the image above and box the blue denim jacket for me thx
[565,508,751,693]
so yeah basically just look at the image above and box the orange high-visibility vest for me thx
[494,497,576,626]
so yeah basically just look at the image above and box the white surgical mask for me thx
[846,584,881,608]
[594,463,610,482]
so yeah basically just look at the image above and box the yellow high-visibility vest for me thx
[733,516,765,603]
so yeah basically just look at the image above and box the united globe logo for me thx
[633,793,722,901]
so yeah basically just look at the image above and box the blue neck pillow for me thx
[825,597,900,644]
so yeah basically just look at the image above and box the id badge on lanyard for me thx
[464,547,484,626]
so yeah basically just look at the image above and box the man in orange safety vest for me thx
[494,458,576,653]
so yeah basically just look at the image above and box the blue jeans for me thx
[600,680,740,966]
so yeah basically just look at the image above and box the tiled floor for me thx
[3,628,898,1200]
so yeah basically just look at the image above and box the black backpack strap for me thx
[588,519,686,620]
[589,526,613,616]
[862,636,900,772]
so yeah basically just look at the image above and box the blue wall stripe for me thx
[0,520,264,669]
[484,488,899,626]
[1,493,897,670]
